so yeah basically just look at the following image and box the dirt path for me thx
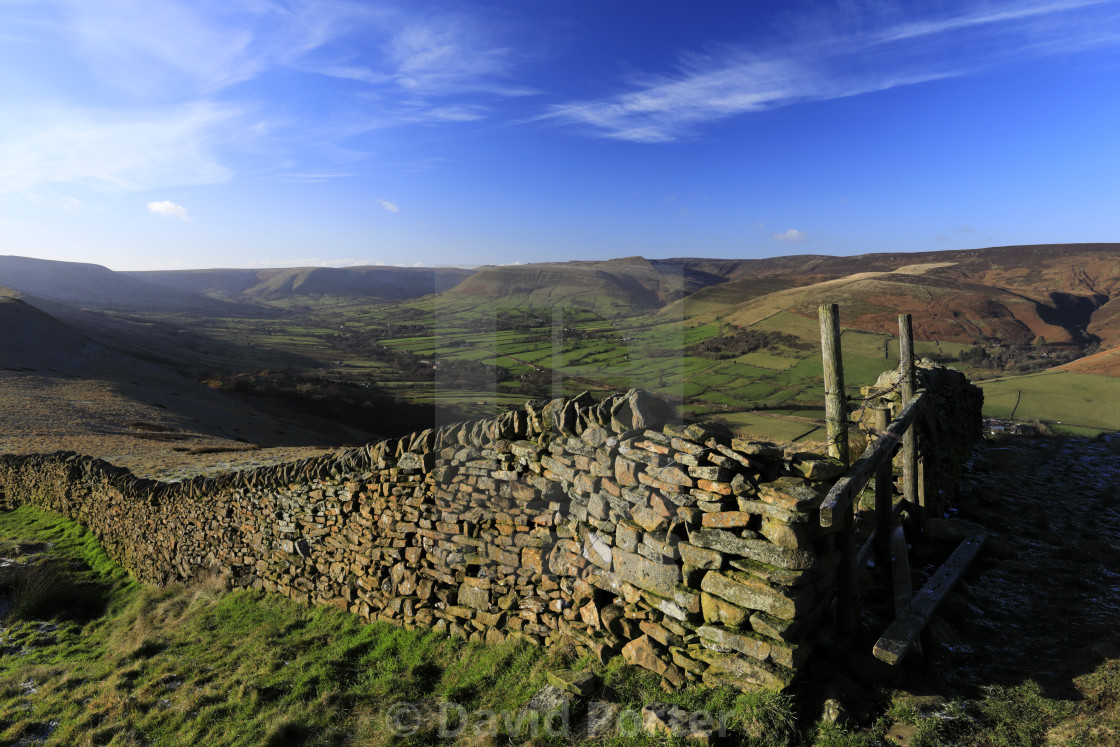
[946,433,1120,697]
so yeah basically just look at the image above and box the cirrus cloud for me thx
[378,198,399,213]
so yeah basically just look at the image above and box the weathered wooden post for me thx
[899,314,921,528]
[819,303,857,636]
[819,304,849,465]
[874,407,893,575]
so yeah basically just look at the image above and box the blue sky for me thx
[1,0,1118,270]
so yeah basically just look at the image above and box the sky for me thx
[1,0,1118,271]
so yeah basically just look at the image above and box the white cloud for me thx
[773,228,807,244]
[0,102,239,193]
[147,200,189,220]
[378,198,399,213]
[541,0,1117,142]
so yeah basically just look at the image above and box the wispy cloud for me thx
[0,102,239,193]
[774,228,807,244]
[5,2,532,193]
[147,200,189,220]
[378,198,399,213]
[277,172,354,183]
[541,0,1117,142]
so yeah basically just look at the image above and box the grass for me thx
[0,507,809,746]
[978,370,1120,435]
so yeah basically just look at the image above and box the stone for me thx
[582,701,620,739]
[621,635,671,676]
[700,570,813,620]
[545,669,600,696]
[632,506,669,533]
[757,478,829,512]
[689,528,817,570]
[701,592,750,628]
[641,702,719,744]
[527,685,571,714]
[457,583,492,612]
[759,517,812,549]
[678,542,722,570]
[701,511,754,529]
[790,453,846,481]
[730,439,784,459]
[702,653,795,692]
[613,548,681,597]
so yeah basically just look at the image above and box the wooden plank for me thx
[891,525,913,619]
[911,531,987,619]
[819,393,924,527]
[874,407,893,573]
[856,499,905,576]
[873,529,987,664]
[819,304,849,465]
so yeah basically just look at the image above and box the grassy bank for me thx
[0,507,796,746]
[3,492,1118,746]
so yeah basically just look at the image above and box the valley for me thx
[3,244,1115,467]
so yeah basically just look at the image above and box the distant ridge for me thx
[127,265,476,302]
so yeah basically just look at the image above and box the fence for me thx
[816,303,986,664]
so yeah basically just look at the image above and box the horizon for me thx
[1,1,1119,271]
[4,241,1118,274]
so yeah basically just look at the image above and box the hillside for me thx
[0,255,226,313]
[438,256,731,314]
[0,296,366,478]
[128,265,476,303]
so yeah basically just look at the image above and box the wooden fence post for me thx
[899,314,921,528]
[874,407,893,576]
[819,304,849,466]
[820,304,857,636]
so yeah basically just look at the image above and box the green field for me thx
[979,371,1120,433]
[93,289,1118,440]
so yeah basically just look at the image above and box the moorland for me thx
[2,243,1120,746]
[2,243,1118,473]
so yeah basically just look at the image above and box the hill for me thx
[128,265,476,303]
[437,256,731,314]
[0,255,224,312]
[0,296,367,478]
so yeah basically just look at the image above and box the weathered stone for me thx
[689,528,816,570]
[759,517,812,549]
[790,453,846,481]
[702,653,795,692]
[632,505,669,533]
[546,669,600,696]
[678,542,722,570]
[700,570,813,620]
[701,511,754,529]
[730,439,784,460]
[613,548,681,596]
[621,634,671,675]
[701,591,750,628]
[757,477,829,511]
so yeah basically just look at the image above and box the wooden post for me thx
[874,407,893,576]
[820,304,856,637]
[836,505,860,638]
[899,314,920,528]
[819,304,849,466]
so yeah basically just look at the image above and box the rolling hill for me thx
[128,265,476,303]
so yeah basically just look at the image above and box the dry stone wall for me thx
[0,373,982,693]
